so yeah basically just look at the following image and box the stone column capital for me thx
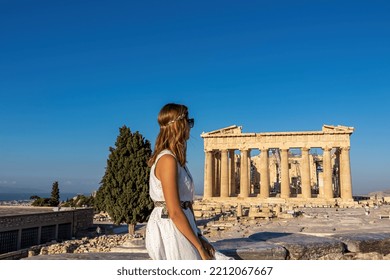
[341,146,350,152]
[334,148,341,155]
[301,147,310,152]
[323,146,332,152]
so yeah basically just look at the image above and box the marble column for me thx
[323,147,334,199]
[340,147,353,200]
[334,149,341,198]
[301,147,311,199]
[214,152,220,196]
[259,148,270,198]
[204,150,214,198]
[229,150,236,196]
[220,149,229,197]
[248,149,252,195]
[280,148,290,199]
[239,149,250,197]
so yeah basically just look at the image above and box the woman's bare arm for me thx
[156,154,211,260]
[189,203,215,257]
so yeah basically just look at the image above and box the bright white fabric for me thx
[145,149,232,260]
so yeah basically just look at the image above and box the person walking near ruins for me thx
[145,103,229,260]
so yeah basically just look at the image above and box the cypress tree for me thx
[50,181,60,206]
[97,125,153,235]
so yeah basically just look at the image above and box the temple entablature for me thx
[201,125,354,151]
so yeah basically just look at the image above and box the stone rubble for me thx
[28,234,133,257]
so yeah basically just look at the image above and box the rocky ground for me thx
[203,204,390,260]
[205,205,390,239]
[25,204,390,260]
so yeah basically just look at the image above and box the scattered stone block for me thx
[213,238,287,260]
[334,233,390,255]
[249,232,345,260]
[193,210,203,218]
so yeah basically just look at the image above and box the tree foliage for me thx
[50,181,60,206]
[96,126,153,233]
[31,197,51,206]
[31,181,60,207]
[62,195,94,207]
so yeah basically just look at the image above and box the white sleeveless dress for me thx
[145,149,232,260]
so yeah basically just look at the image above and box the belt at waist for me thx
[154,201,192,210]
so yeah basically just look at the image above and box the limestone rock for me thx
[334,233,390,255]
[249,232,345,260]
[213,238,287,260]
[29,233,133,256]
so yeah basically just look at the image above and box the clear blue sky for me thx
[1,0,389,196]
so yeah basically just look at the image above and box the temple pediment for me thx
[322,124,354,133]
[201,125,242,136]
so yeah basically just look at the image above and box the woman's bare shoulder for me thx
[158,153,177,164]
[155,153,177,180]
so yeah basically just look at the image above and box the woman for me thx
[145,103,228,260]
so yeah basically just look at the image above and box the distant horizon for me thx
[1,184,390,198]
[0,191,86,202]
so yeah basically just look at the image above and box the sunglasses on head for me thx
[166,114,195,128]
[187,118,194,128]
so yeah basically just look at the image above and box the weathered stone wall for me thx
[0,208,93,254]
[73,208,94,234]
[0,208,93,232]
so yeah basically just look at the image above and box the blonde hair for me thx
[149,103,190,167]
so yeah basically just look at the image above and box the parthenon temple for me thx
[201,125,354,205]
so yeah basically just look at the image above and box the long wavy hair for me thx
[148,103,190,167]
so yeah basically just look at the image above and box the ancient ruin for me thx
[201,125,354,206]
